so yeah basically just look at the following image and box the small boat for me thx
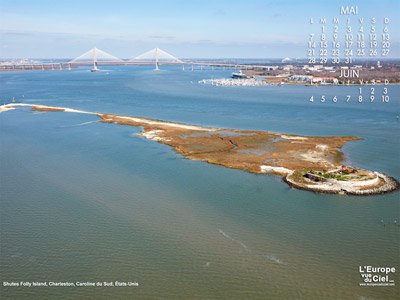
[232,70,249,79]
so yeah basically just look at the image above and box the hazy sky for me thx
[0,0,399,59]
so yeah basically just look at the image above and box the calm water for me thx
[0,66,399,299]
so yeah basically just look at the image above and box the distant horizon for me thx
[1,0,399,59]
[1,57,399,62]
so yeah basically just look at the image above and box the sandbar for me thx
[1,103,398,195]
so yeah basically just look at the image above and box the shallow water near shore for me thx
[1,66,399,299]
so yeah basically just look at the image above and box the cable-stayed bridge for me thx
[68,46,187,71]
[69,47,121,72]
[131,47,182,71]
[0,46,267,72]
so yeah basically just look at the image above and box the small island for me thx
[1,103,398,195]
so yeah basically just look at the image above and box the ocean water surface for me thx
[1,66,399,299]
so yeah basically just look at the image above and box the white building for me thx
[312,77,339,85]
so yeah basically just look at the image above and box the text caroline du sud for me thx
[3,281,139,287]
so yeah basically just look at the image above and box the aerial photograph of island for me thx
[1,0,399,299]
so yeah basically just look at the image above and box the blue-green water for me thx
[0,66,399,299]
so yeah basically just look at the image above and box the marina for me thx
[199,78,269,86]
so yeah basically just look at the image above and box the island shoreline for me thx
[2,103,398,196]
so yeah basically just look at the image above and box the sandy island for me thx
[1,103,398,195]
